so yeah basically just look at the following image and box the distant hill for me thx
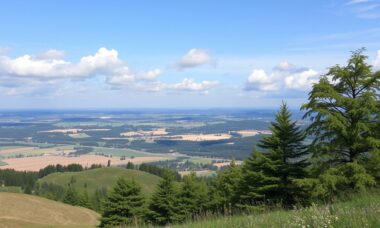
[0,192,99,227]
[38,167,161,196]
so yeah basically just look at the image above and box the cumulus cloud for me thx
[284,69,319,90]
[245,62,319,93]
[146,78,219,93]
[176,49,211,69]
[105,66,135,86]
[245,69,279,91]
[0,47,123,79]
[139,68,162,81]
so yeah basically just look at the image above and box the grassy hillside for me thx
[174,191,380,228]
[0,192,99,227]
[38,167,161,196]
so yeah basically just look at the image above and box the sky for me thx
[0,0,379,109]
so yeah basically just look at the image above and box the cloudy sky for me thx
[0,0,380,109]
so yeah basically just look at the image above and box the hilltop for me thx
[0,192,99,227]
[38,167,161,196]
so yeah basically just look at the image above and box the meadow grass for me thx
[38,167,161,196]
[172,191,380,228]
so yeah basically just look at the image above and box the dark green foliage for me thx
[146,172,181,225]
[62,185,80,205]
[100,177,146,227]
[208,161,241,212]
[302,49,380,164]
[178,173,209,219]
[238,103,309,209]
[297,162,375,202]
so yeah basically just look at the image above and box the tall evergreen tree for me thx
[302,49,380,164]
[100,177,145,227]
[146,172,181,225]
[238,103,309,208]
[62,185,80,206]
[178,173,209,219]
[209,161,241,212]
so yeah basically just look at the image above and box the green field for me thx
[0,192,100,227]
[38,167,161,196]
[0,186,22,193]
[174,191,380,228]
[0,160,7,166]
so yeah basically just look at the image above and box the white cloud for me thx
[147,78,219,93]
[139,68,162,81]
[284,69,319,90]
[245,62,320,93]
[246,69,279,91]
[176,49,211,69]
[0,47,122,79]
[106,66,135,86]
[373,49,380,70]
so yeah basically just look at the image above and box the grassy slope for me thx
[174,191,380,228]
[38,167,161,196]
[0,192,99,227]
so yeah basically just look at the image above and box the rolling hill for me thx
[38,167,161,196]
[0,192,99,227]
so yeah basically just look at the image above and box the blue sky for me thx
[0,0,379,109]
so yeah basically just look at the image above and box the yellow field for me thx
[0,192,99,227]
[0,146,75,156]
[171,133,231,141]
[0,154,171,171]
[233,129,272,137]
[120,128,168,137]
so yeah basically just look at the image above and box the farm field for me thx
[0,192,99,227]
[0,154,170,171]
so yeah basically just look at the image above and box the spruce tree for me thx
[100,177,145,227]
[146,172,181,225]
[178,172,209,219]
[62,185,80,206]
[302,49,380,164]
[238,103,309,208]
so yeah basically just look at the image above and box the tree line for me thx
[99,49,380,227]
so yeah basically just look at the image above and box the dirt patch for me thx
[170,133,231,141]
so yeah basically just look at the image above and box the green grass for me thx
[0,160,7,166]
[0,192,99,227]
[0,186,22,193]
[38,167,161,196]
[173,191,380,228]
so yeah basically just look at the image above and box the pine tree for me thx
[302,49,380,164]
[209,161,241,212]
[100,177,145,227]
[77,190,91,208]
[178,172,209,219]
[238,103,309,208]
[62,185,80,206]
[146,172,181,225]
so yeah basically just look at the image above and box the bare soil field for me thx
[171,133,232,141]
[40,128,82,133]
[120,128,168,137]
[234,129,272,137]
[0,154,170,171]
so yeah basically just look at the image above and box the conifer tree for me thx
[146,172,181,225]
[62,185,80,206]
[178,172,209,219]
[302,49,380,164]
[238,103,309,208]
[100,177,145,227]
